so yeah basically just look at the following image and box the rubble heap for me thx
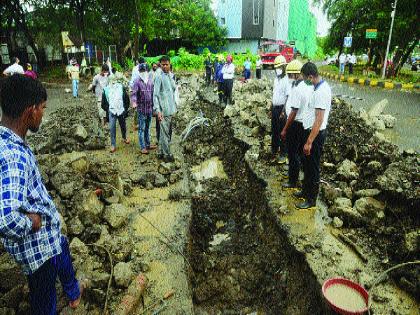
[28,100,106,154]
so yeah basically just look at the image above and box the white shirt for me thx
[256,60,262,69]
[107,83,125,116]
[272,75,290,106]
[4,63,24,75]
[339,54,346,64]
[351,55,357,64]
[302,80,332,131]
[222,63,235,79]
[286,80,313,122]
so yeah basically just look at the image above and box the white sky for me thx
[211,0,331,37]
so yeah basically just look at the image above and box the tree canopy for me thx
[314,0,419,74]
[1,0,227,66]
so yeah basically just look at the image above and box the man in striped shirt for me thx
[0,75,84,314]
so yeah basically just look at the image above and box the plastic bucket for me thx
[322,278,369,315]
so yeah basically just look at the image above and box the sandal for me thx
[123,139,130,145]
[140,149,149,154]
[147,144,157,150]
[110,147,116,153]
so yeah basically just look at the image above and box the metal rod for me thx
[382,0,398,79]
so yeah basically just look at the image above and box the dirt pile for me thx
[0,150,148,314]
[199,77,420,303]
[27,99,106,154]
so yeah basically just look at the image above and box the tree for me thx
[314,0,420,75]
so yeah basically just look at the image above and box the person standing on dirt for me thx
[101,72,130,153]
[153,55,177,162]
[214,55,225,105]
[204,53,213,86]
[2,57,24,76]
[280,60,312,189]
[338,53,346,74]
[348,53,356,75]
[131,63,157,154]
[243,57,252,81]
[271,55,289,164]
[295,62,331,209]
[67,59,80,98]
[90,64,110,126]
[256,56,262,79]
[0,75,86,314]
[221,55,235,106]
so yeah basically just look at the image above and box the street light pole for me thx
[382,0,398,79]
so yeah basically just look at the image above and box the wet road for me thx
[261,70,420,152]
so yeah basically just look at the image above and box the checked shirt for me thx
[0,126,62,275]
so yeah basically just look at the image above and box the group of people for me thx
[2,56,38,80]
[271,56,332,209]
[85,56,178,162]
[338,52,357,75]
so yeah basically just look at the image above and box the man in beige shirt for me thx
[67,59,80,98]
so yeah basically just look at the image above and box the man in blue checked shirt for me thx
[0,75,85,314]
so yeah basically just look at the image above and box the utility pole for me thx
[382,0,398,79]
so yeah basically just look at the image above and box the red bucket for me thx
[322,278,369,315]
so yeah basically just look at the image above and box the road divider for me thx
[320,71,418,91]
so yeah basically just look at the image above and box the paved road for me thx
[260,70,420,152]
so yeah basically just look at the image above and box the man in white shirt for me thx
[221,55,235,106]
[338,53,346,74]
[3,57,24,76]
[296,62,332,209]
[256,56,262,79]
[281,60,312,188]
[271,55,289,164]
[349,53,357,75]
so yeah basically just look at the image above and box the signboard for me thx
[366,29,378,39]
[61,31,74,47]
[343,37,352,48]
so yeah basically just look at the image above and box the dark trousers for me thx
[349,63,354,74]
[217,82,224,103]
[271,105,286,155]
[28,236,80,315]
[287,121,304,184]
[302,129,327,202]
[244,69,251,80]
[156,116,160,143]
[256,68,262,79]
[223,79,233,105]
[205,69,212,85]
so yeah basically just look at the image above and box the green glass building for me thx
[288,0,317,57]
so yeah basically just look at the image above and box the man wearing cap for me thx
[67,59,80,98]
[271,55,289,164]
[281,60,312,189]
[221,55,235,106]
[296,62,332,209]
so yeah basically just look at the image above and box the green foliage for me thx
[112,62,123,72]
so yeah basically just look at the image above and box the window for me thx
[221,18,226,25]
[253,0,260,25]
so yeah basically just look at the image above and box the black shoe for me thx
[164,155,175,163]
[282,182,297,189]
[296,199,316,209]
[293,190,306,199]
[157,154,164,160]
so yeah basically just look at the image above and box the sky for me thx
[211,0,331,37]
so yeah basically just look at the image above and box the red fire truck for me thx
[259,41,294,69]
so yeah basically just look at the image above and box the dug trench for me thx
[183,97,328,314]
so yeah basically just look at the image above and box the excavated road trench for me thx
[181,97,329,314]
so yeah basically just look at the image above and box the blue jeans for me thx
[138,112,152,150]
[244,69,251,80]
[28,236,80,315]
[72,79,79,97]
[109,112,127,148]
[339,63,345,74]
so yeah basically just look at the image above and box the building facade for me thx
[217,0,317,57]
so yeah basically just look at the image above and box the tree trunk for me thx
[394,40,417,76]
[133,0,140,59]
